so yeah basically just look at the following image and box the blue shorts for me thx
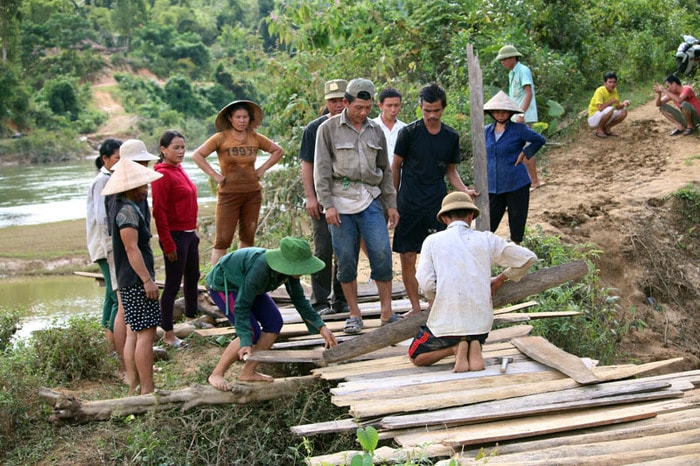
[330,198,393,282]
[408,325,488,360]
[209,290,284,343]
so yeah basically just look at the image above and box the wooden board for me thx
[379,379,684,430]
[512,335,599,384]
[393,403,660,448]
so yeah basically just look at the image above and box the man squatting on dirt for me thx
[408,192,537,372]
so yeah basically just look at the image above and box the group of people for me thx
[93,40,700,391]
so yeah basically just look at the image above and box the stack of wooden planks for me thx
[292,329,698,465]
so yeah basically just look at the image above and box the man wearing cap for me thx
[409,192,537,372]
[392,82,477,317]
[299,79,348,316]
[103,156,164,395]
[205,237,338,390]
[497,44,542,189]
[372,86,406,166]
[314,78,401,334]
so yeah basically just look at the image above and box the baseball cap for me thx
[346,78,376,100]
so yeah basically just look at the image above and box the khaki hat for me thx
[264,237,325,276]
[119,139,159,162]
[324,79,347,99]
[215,100,263,132]
[346,78,375,99]
[436,191,480,222]
[484,90,523,114]
[101,157,163,196]
[496,45,523,61]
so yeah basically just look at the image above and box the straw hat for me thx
[215,100,263,132]
[264,237,325,276]
[101,157,163,196]
[496,45,523,61]
[436,191,480,222]
[484,91,523,114]
[119,139,159,162]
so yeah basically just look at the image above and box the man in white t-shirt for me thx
[409,192,537,372]
[372,87,406,167]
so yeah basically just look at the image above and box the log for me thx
[38,376,316,424]
[322,260,589,364]
[467,43,489,232]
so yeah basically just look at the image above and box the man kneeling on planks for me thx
[408,192,537,372]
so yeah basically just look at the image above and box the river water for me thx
[0,153,266,339]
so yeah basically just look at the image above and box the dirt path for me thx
[521,100,700,368]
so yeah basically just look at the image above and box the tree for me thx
[0,0,22,63]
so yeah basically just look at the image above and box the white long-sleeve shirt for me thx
[417,220,537,336]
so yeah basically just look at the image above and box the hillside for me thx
[519,100,700,369]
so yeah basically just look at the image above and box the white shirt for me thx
[372,114,406,166]
[417,220,537,336]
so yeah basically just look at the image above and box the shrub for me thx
[0,307,21,353]
[28,315,115,384]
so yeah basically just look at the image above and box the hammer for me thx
[500,356,513,373]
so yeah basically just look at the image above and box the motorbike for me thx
[675,35,700,76]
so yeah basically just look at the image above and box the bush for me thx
[28,315,115,384]
[0,307,21,353]
[519,226,646,365]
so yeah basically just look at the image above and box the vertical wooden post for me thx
[467,44,489,232]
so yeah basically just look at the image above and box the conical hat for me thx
[215,100,263,132]
[101,157,163,196]
[483,91,523,114]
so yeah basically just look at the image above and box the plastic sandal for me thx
[343,316,363,334]
[682,128,696,136]
[669,129,683,136]
[381,314,404,326]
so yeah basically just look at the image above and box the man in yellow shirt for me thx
[587,72,630,139]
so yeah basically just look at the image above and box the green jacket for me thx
[206,247,325,348]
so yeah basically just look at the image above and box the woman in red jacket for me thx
[152,130,200,347]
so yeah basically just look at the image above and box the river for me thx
[0,153,266,339]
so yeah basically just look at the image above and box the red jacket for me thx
[152,162,198,253]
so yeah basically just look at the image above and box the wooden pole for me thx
[322,260,589,364]
[467,43,489,231]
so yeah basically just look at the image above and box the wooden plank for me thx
[380,379,683,430]
[321,260,589,364]
[512,336,599,384]
[493,300,538,315]
[395,393,700,448]
[459,410,700,459]
[341,362,689,418]
[247,349,324,363]
[394,403,660,448]
[498,311,582,320]
[290,419,360,436]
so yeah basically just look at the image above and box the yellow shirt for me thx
[588,85,620,117]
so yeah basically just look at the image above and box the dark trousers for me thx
[310,213,345,309]
[160,231,201,331]
[489,184,530,243]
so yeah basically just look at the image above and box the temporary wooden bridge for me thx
[66,261,700,464]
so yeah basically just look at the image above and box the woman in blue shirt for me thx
[484,91,546,243]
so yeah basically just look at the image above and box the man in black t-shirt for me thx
[392,83,478,316]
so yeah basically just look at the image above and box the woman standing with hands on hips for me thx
[192,100,284,265]
[152,130,200,348]
[484,91,546,244]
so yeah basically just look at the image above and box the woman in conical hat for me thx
[484,91,546,244]
[103,156,163,395]
[192,100,285,266]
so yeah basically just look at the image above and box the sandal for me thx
[669,129,684,136]
[604,132,618,137]
[343,316,363,334]
[381,314,404,326]
[594,131,607,139]
[682,128,696,136]
[164,338,189,349]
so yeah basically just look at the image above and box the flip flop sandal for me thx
[594,132,607,139]
[318,306,337,316]
[381,314,404,326]
[605,132,618,137]
[343,317,363,334]
[682,128,696,136]
[165,338,189,349]
[669,129,684,136]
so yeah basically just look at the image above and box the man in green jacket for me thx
[206,237,337,390]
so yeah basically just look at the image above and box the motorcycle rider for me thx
[653,75,700,136]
